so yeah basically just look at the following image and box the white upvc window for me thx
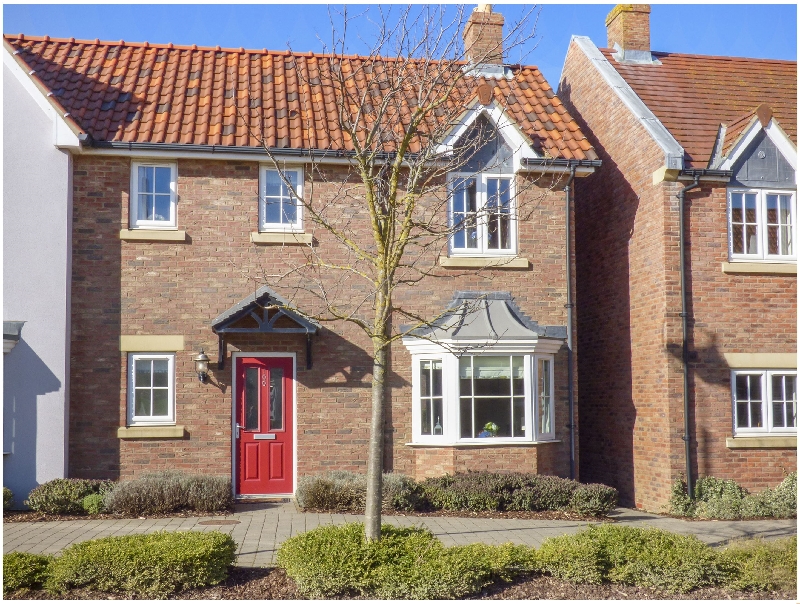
[449,174,516,255]
[260,167,303,231]
[411,352,555,444]
[130,162,177,229]
[732,370,797,435]
[127,353,175,425]
[728,189,796,261]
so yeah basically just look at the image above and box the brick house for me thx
[4,6,600,498]
[559,4,797,510]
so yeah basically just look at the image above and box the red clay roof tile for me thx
[6,35,596,160]
[601,48,796,168]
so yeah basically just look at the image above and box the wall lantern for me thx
[194,349,210,383]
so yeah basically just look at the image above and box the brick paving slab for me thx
[4,505,795,568]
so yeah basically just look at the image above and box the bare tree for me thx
[241,4,549,540]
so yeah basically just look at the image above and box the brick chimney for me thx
[463,4,504,65]
[606,4,650,53]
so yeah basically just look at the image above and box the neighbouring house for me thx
[3,5,600,499]
[3,44,79,501]
[559,4,797,510]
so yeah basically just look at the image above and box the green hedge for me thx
[719,536,797,592]
[24,479,113,515]
[46,531,236,598]
[538,524,726,593]
[670,473,797,519]
[103,471,233,516]
[3,487,12,511]
[420,472,617,516]
[3,553,52,594]
[276,522,535,599]
[297,471,618,516]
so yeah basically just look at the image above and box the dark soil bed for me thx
[5,567,794,600]
[302,507,614,522]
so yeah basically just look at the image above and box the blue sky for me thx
[3,4,796,87]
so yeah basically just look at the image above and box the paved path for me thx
[3,504,795,568]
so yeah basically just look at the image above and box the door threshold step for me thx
[235,497,293,503]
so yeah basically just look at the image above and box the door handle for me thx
[235,423,243,439]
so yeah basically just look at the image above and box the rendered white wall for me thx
[3,62,72,505]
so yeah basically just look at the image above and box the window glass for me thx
[130,355,173,422]
[135,165,173,224]
[458,356,524,439]
[730,190,795,259]
[452,179,478,249]
[420,360,443,436]
[270,368,284,431]
[450,175,513,254]
[538,358,552,436]
[245,367,259,431]
[263,169,300,227]
[733,371,797,434]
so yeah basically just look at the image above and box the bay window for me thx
[411,352,555,444]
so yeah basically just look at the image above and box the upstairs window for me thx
[450,175,516,255]
[728,190,796,261]
[260,167,303,231]
[130,162,177,229]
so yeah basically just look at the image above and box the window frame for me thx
[727,188,796,262]
[127,353,176,426]
[259,166,304,232]
[410,351,555,444]
[448,173,517,257]
[731,369,797,436]
[129,161,178,230]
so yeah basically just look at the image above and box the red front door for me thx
[235,356,293,496]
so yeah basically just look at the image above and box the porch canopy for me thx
[404,291,566,343]
[211,285,319,369]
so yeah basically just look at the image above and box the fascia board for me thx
[3,42,81,150]
[570,36,684,170]
[719,119,797,172]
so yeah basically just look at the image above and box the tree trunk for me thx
[364,339,387,541]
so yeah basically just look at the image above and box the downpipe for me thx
[677,175,701,499]
[564,167,577,480]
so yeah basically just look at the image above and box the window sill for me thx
[726,436,796,449]
[439,256,530,269]
[405,440,560,447]
[721,262,796,274]
[117,425,186,439]
[251,232,313,245]
[120,229,187,242]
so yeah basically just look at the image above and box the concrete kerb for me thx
[3,504,796,567]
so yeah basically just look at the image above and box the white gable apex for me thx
[3,43,81,150]
[720,116,797,172]
[436,99,538,172]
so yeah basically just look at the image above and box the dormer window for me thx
[728,189,796,261]
[449,174,516,255]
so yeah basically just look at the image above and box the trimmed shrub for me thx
[719,536,797,592]
[421,472,618,515]
[669,473,797,519]
[25,479,113,515]
[569,483,618,516]
[46,530,235,598]
[276,522,535,599]
[3,487,12,511]
[538,525,726,593]
[103,471,232,516]
[3,552,52,594]
[81,493,105,515]
[295,471,421,513]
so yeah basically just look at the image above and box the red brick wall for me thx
[69,156,578,484]
[560,39,797,510]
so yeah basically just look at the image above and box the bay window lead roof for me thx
[211,285,319,334]
[406,292,566,341]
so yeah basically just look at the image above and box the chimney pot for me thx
[606,4,651,53]
[463,4,505,65]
